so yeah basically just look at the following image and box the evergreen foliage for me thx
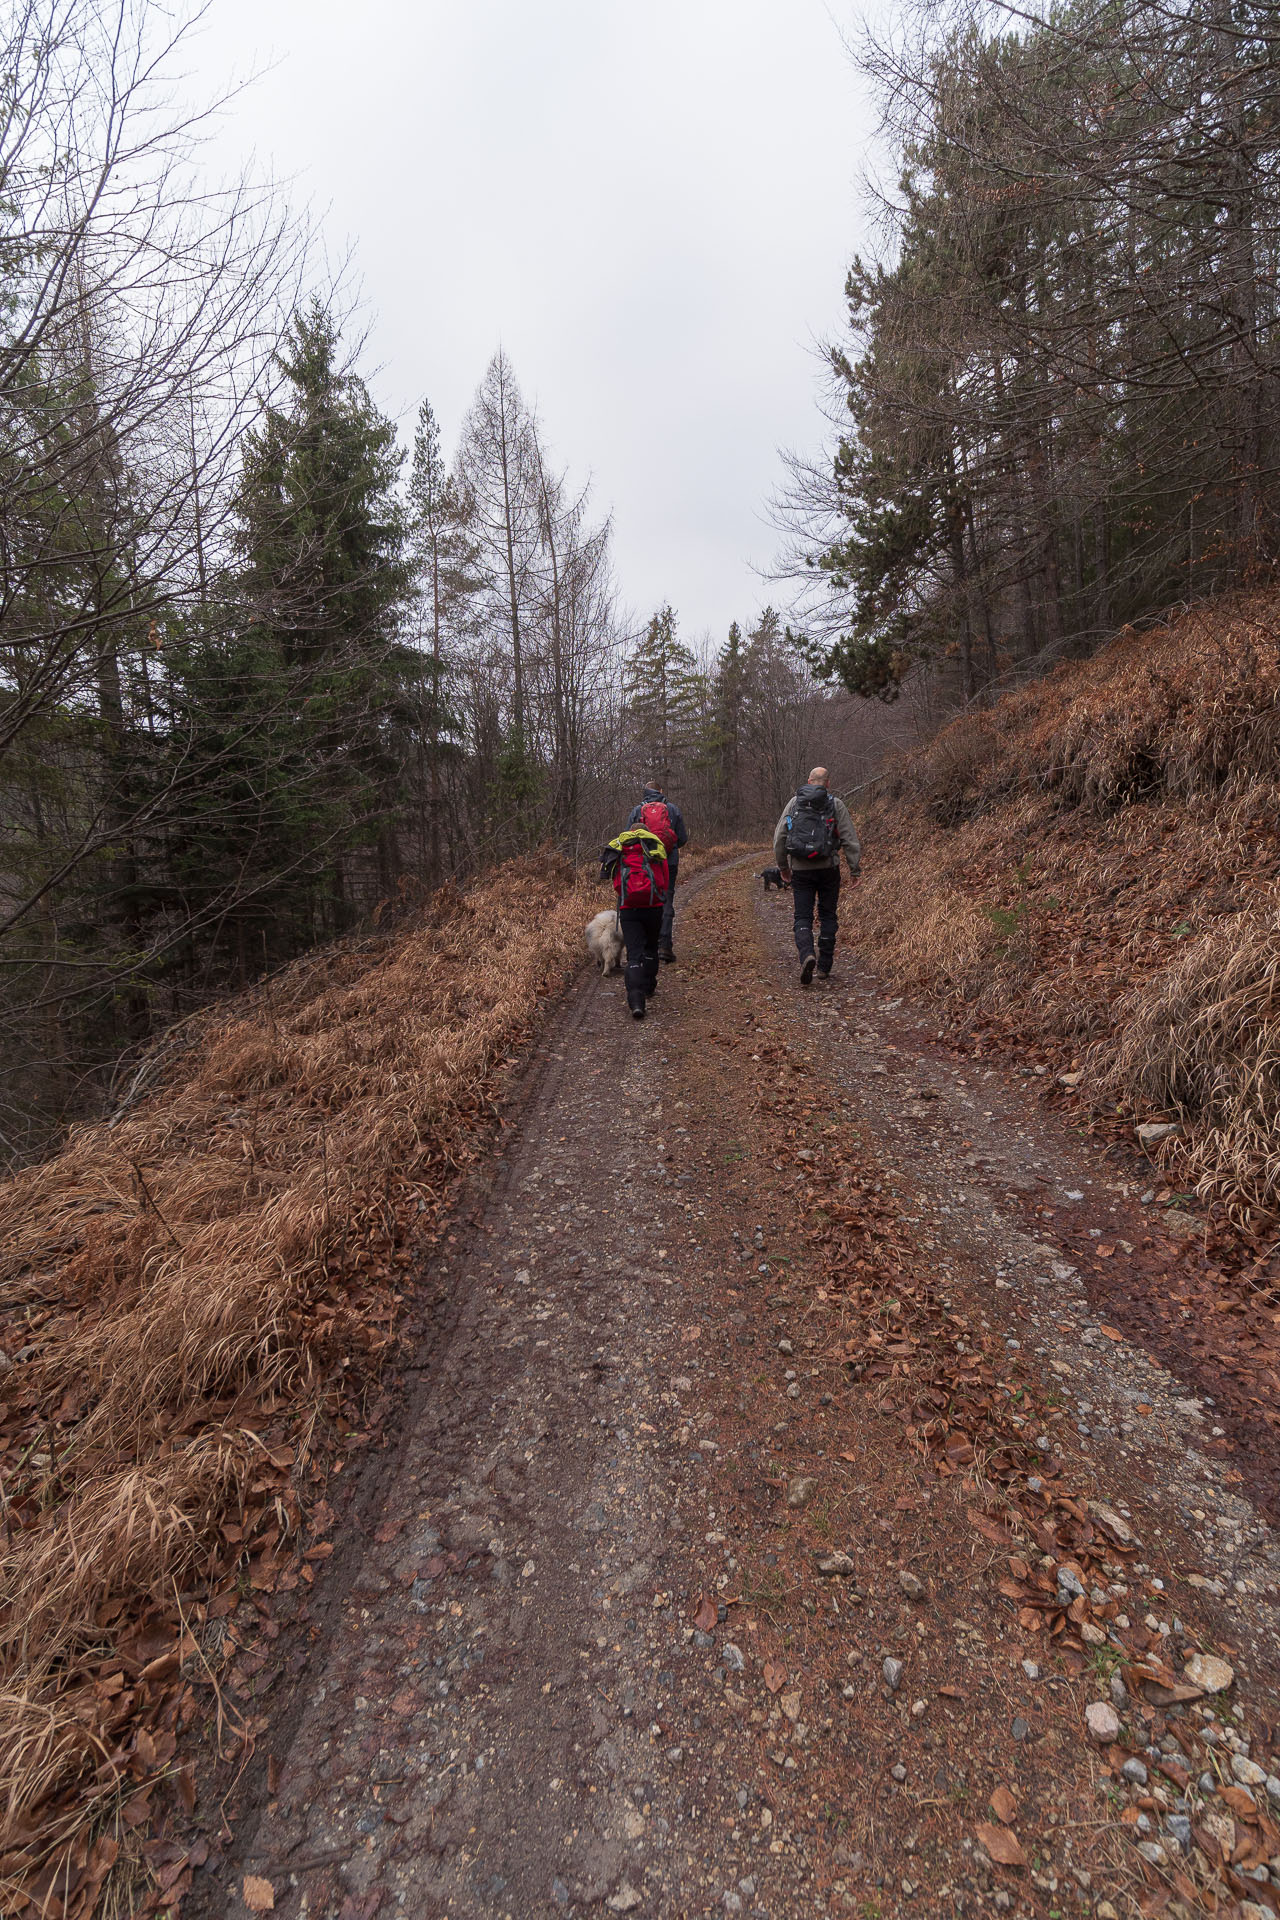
[621,606,703,786]
[788,0,1280,701]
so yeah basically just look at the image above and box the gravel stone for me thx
[1233,1753,1268,1788]
[1086,1701,1122,1744]
[1184,1652,1234,1694]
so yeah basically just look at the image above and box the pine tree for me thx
[182,297,412,944]
[236,300,409,677]
[407,397,480,876]
[742,607,807,813]
[621,606,700,787]
[713,621,746,823]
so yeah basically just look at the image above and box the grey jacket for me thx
[773,788,861,876]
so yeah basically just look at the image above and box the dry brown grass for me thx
[1093,907,1280,1221]
[855,593,1280,1227]
[885,594,1280,825]
[0,854,600,1915]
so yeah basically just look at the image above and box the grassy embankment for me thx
[853,594,1280,1232]
[0,857,607,1915]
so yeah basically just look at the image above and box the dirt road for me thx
[194,864,1280,1920]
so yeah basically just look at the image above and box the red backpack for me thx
[610,831,669,907]
[639,799,677,852]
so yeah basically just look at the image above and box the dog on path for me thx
[585,909,625,975]
[760,866,788,892]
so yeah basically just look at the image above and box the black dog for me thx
[760,866,788,892]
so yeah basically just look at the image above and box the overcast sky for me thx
[194,0,880,645]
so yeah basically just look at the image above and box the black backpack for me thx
[785,784,838,862]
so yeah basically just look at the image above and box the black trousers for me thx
[660,854,678,950]
[791,867,840,968]
[619,905,662,997]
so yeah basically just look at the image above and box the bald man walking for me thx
[773,766,861,986]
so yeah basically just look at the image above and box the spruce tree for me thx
[621,606,700,787]
[236,300,409,680]
[202,299,412,935]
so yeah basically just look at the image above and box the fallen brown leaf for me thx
[989,1784,1018,1824]
[967,1510,1010,1548]
[763,1659,787,1694]
[243,1874,275,1912]
[692,1595,717,1633]
[974,1822,1027,1868]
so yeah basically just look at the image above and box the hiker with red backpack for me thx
[600,823,672,1020]
[773,766,861,986]
[625,783,688,962]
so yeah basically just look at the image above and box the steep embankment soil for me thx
[169,864,1280,1920]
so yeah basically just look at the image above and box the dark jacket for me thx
[773,785,860,876]
[626,789,688,868]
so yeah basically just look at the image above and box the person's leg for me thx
[659,857,677,958]
[791,871,817,958]
[641,906,662,995]
[618,909,651,1018]
[815,869,841,974]
[791,870,818,984]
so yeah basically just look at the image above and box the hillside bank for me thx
[854,596,1280,1250]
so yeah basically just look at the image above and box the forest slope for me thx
[855,594,1280,1238]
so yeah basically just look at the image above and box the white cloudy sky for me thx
[194,0,881,643]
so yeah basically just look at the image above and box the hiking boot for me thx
[658,946,676,963]
[625,964,648,1019]
[800,954,816,987]
[816,961,832,978]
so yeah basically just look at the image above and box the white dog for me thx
[585,909,625,975]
